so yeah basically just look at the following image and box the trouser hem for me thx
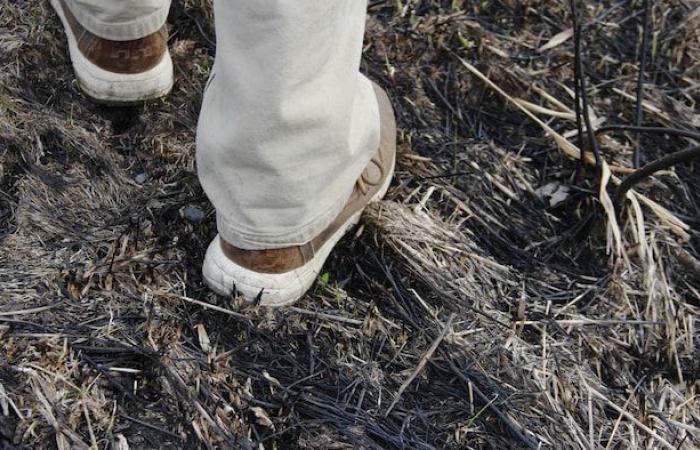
[66,0,169,41]
[216,185,355,251]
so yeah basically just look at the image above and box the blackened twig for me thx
[633,0,652,168]
[570,0,602,170]
[121,414,184,441]
[570,0,586,169]
[81,354,138,402]
[445,356,540,449]
[596,125,700,142]
[181,10,216,51]
[675,248,700,281]
[615,145,700,207]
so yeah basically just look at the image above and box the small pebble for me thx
[134,172,148,184]
[183,205,205,223]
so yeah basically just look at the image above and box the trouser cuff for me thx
[216,186,354,251]
[66,0,170,41]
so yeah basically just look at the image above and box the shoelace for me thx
[355,157,385,195]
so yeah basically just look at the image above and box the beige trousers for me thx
[67,0,379,250]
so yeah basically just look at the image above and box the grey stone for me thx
[183,205,205,223]
[134,172,147,184]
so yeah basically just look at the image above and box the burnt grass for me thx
[1,1,700,449]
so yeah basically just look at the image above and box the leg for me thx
[51,0,173,103]
[199,0,396,306]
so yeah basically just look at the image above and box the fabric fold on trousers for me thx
[66,0,171,40]
[196,0,379,250]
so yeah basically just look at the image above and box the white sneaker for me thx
[50,0,174,104]
[202,83,397,307]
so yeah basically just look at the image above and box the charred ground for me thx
[1,1,699,449]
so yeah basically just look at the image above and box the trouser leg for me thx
[66,0,171,40]
[196,0,379,250]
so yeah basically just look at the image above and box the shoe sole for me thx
[202,156,396,307]
[50,0,174,104]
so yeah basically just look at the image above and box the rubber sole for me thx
[202,157,396,307]
[50,0,174,104]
